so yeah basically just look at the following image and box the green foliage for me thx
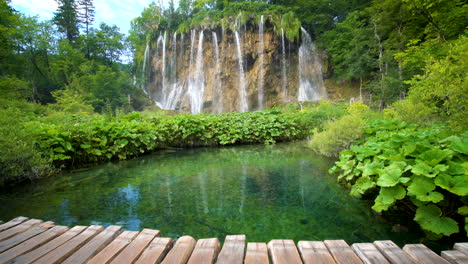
[50,87,94,114]
[331,119,468,237]
[0,76,32,100]
[0,109,52,185]
[394,36,468,132]
[309,102,370,157]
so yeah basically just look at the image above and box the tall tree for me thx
[53,0,80,43]
[78,0,95,36]
[0,0,20,72]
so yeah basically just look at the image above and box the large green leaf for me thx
[419,148,453,166]
[407,176,444,203]
[372,185,406,212]
[440,135,468,155]
[435,173,468,196]
[410,160,433,177]
[376,163,402,187]
[414,205,459,236]
[458,206,468,216]
[350,176,376,197]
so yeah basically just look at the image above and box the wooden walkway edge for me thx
[0,217,466,264]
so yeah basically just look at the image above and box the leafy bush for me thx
[330,119,468,238]
[0,109,52,185]
[308,102,370,157]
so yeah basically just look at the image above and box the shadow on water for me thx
[0,142,427,247]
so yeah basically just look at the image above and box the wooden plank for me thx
[33,225,104,264]
[87,230,139,264]
[0,221,54,253]
[297,241,335,264]
[0,225,68,264]
[110,228,160,264]
[267,239,302,264]
[62,225,122,264]
[352,243,390,264]
[373,240,417,264]
[453,243,468,252]
[0,217,28,233]
[324,240,363,264]
[187,238,221,264]
[9,225,86,264]
[245,243,269,264]
[135,237,173,264]
[216,235,246,264]
[403,244,450,264]
[441,250,468,264]
[161,235,196,264]
[0,219,42,242]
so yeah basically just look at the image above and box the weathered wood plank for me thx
[403,244,450,264]
[453,243,468,252]
[373,240,417,264]
[352,243,390,264]
[324,240,363,264]
[0,217,28,233]
[297,241,335,264]
[245,243,269,264]
[187,238,221,264]
[0,219,42,242]
[87,230,139,264]
[8,225,86,264]
[0,225,68,264]
[33,225,104,264]
[161,235,196,264]
[216,235,246,264]
[267,239,302,264]
[441,250,468,264]
[110,228,160,264]
[62,225,122,264]
[0,221,54,253]
[135,237,173,264]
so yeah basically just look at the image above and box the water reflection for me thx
[0,142,422,245]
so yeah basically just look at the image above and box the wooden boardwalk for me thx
[0,217,466,264]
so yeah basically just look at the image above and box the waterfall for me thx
[235,31,248,113]
[166,32,184,110]
[188,31,205,114]
[298,27,326,101]
[141,42,150,95]
[161,31,167,104]
[281,28,287,99]
[257,15,265,110]
[212,31,223,113]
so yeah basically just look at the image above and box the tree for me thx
[78,0,95,36]
[53,0,80,44]
[0,0,20,72]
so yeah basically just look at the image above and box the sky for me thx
[11,0,178,34]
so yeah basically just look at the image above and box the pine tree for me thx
[53,0,80,43]
[78,0,95,36]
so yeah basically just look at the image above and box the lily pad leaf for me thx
[350,176,376,197]
[414,205,459,236]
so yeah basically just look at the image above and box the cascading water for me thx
[298,27,326,101]
[188,31,205,114]
[141,42,150,95]
[212,32,223,113]
[146,20,327,114]
[281,28,287,99]
[235,31,248,113]
[257,15,265,110]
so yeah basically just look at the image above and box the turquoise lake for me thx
[0,142,425,246]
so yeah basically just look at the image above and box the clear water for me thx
[0,142,422,245]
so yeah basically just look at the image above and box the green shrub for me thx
[308,102,369,157]
[330,119,468,238]
[0,109,52,185]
